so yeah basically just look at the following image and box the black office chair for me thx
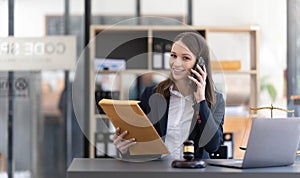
[210,145,228,159]
[210,132,234,159]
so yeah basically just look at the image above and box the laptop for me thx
[206,118,300,169]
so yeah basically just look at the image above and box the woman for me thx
[113,32,225,160]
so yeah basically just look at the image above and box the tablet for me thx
[98,98,170,155]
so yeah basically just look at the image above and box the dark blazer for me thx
[139,85,225,159]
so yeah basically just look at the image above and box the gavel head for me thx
[183,140,194,161]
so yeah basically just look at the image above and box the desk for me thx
[67,158,300,178]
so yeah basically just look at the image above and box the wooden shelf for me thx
[0,152,5,172]
[213,70,258,75]
[95,69,258,75]
[206,25,260,33]
[95,69,170,75]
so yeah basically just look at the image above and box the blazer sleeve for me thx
[139,86,154,114]
[194,92,225,152]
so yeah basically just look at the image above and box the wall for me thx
[0,0,287,112]
[193,0,287,112]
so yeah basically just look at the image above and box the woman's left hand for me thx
[188,64,207,103]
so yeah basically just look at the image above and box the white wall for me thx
[0,0,63,37]
[193,0,287,110]
[0,0,287,112]
[0,0,8,37]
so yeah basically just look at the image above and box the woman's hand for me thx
[188,64,207,103]
[113,127,136,154]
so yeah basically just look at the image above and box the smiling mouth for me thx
[173,68,185,72]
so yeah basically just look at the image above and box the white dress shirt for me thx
[164,85,194,160]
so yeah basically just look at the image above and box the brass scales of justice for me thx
[240,104,300,155]
[249,104,295,118]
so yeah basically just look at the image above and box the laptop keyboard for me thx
[206,159,244,168]
[226,160,243,166]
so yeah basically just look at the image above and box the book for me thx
[98,98,170,155]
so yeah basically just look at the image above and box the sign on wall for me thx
[0,36,76,71]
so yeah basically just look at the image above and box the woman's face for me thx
[169,41,197,81]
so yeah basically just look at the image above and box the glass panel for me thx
[1,1,84,178]
[287,0,300,117]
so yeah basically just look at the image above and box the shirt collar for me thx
[169,84,194,102]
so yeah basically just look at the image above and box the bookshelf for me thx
[88,25,260,158]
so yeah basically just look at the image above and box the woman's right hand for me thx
[113,127,136,154]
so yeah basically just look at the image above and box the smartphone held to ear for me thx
[189,57,205,91]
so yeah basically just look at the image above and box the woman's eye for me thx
[170,54,176,58]
[183,56,190,61]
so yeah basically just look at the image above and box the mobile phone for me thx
[189,57,205,91]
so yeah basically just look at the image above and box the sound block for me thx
[171,159,207,168]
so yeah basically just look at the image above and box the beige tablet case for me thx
[99,98,170,155]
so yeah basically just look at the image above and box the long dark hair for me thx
[154,32,216,108]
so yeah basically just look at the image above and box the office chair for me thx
[210,132,234,159]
